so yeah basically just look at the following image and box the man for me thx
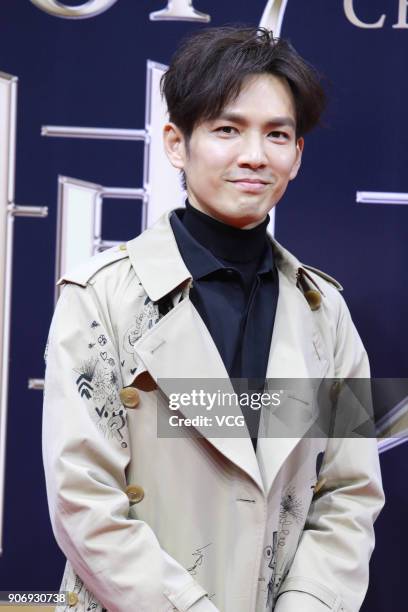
[43,27,384,612]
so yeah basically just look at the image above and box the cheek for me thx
[193,141,234,176]
[271,149,299,176]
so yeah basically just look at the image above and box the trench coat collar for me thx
[127,209,192,302]
[126,208,311,301]
[126,209,329,496]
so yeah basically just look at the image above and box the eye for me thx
[268,130,289,140]
[215,126,238,135]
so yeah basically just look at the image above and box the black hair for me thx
[161,25,326,140]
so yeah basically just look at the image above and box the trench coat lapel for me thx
[257,246,330,496]
[132,296,265,493]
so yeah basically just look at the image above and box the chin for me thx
[196,199,265,228]
[226,212,264,229]
[236,205,269,223]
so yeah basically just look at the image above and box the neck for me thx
[182,200,269,263]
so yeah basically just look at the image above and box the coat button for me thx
[67,592,79,606]
[126,484,145,504]
[119,387,140,408]
[304,289,321,311]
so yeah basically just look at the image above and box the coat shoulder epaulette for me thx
[57,244,129,287]
[301,264,343,292]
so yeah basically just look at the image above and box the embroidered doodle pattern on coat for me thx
[75,358,98,399]
[265,531,278,609]
[59,565,107,612]
[278,486,304,548]
[44,338,49,364]
[187,543,212,576]
[264,530,292,611]
[262,487,305,608]
[122,295,161,376]
[74,343,126,446]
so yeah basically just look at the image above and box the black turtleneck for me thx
[182,199,269,261]
[182,200,270,299]
[169,201,279,451]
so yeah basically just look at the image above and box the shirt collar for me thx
[170,209,224,280]
[258,241,275,277]
[170,208,275,281]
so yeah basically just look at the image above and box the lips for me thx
[229,179,270,193]
[231,178,269,184]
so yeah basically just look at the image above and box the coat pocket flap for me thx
[278,576,346,611]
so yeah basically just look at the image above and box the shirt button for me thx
[119,387,140,408]
[126,484,145,504]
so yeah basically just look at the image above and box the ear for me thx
[163,122,187,169]
[289,137,304,180]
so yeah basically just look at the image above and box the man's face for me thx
[164,73,304,229]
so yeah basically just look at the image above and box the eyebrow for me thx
[215,112,296,131]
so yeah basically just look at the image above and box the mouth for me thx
[228,179,270,193]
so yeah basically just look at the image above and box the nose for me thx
[236,133,268,169]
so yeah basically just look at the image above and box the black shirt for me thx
[170,202,279,449]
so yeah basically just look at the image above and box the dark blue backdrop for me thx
[0,1,406,608]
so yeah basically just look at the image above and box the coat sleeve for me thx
[42,282,219,612]
[274,294,385,612]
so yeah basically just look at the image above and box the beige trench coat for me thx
[42,209,384,612]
